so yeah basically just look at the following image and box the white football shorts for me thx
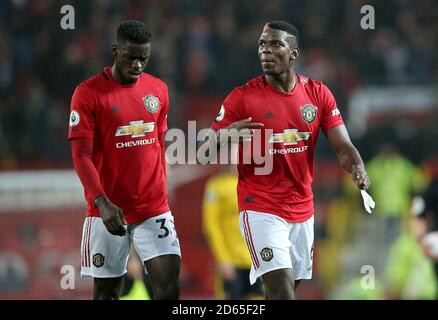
[239,210,314,285]
[80,211,181,278]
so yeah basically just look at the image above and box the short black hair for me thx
[116,20,152,44]
[267,20,299,46]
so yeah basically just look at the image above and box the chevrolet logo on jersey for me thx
[115,120,155,138]
[269,129,311,145]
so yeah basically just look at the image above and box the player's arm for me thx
[197,90,263,164]
[68,84,126,236]
[197,118,264,163]
[71,138,127,236]
[158,83,169,176]
[326,125,370,190]
[319,83,370,190]
[158,132,166,176]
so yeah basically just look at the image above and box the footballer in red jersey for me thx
[68,21,180,300]
[203,21,370,299]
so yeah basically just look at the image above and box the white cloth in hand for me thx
[360,190,375,214]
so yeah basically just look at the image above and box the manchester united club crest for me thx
[143,94,160,114]
[93,253,105,268]
[260,247,273,262]
[300,104,317,124]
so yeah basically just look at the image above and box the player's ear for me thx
[290,47,300,61]
[112,44,118,58]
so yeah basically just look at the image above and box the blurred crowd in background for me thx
[0,0,437,168]
[0,0,438,299]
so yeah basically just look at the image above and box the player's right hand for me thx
[95,195,127,236]
[224,117,264,143]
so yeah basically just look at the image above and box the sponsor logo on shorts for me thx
[93,253,105,268]
[260,247,273,262]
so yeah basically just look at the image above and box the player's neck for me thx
[265,71,296,93]
[111,64,125,85]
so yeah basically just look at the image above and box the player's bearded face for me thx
[258,28,296,76]
[114,41,151,84]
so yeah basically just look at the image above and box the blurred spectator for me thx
[1,0,437,168]
[120,249,152,300]
[202,154,263,299]
[335,275,385,300]
[384,223,437,300]
[366,143,426,250]
[411,177,438,298]
[0,252,29,292]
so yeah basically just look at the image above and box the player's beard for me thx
[262,67,281,76]
[114,64,138,85]
[261,62,281,76]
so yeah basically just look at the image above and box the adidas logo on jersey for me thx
[265,111,274,119]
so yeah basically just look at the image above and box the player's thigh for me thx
[80,217,130,278]
[289,215,314,280]
[130,211,181,276]
[144,254,180,288]
[239,210,292,284]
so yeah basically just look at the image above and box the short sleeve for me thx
[211,88,245,131]
[68,84,96,140]
[157,82,169,133]
[319,83,344,133]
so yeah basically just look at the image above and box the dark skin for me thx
[111,40,151,85]
[257,27,370,300]
[93,40,180,300]
[258,27,370,187]
[205,26,369,300]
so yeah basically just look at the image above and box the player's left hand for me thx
[351,167,371,190]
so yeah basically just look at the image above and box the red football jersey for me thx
[68,67,169,224]
[211,74,344,222]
